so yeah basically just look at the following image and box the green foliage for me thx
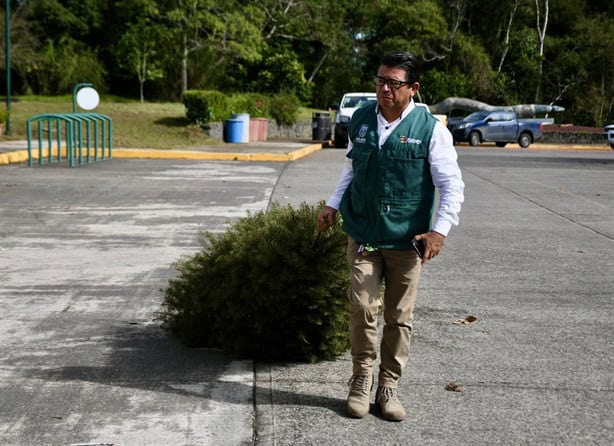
[183,90,303,125]
[116,16,165,102]
[5,0,613,125]
[31,40,107,95]
[183,90,232,124]
[0,108,8,124]
[231,93,271,118]
[255,48,312,102]
[159,202,351,362]
[269,93,301,127]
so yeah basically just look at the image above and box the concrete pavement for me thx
[1,140,613,445]
[0,138,612,166]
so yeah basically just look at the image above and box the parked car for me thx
[332,94,446,147]
[333,92,377,148]
[603,124,614,149]
[447,110,543,148]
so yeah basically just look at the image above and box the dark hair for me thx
[380,52,420,84]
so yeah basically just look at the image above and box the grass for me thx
[1,96,324,149]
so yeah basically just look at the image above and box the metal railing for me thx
[27,112,112,167]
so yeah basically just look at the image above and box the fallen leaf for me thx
[453,315,477,325]
[445,382,464,392]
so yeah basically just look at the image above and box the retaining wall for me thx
[206,121,607,145]
[206,120,312,141]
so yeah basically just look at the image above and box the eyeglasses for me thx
[374,76,410,90]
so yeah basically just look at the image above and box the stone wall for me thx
[206,120,313,141]
[542,131,604,145]
[206,120,607,145]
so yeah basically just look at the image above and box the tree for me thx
[497,0,521,74]
[534,0,549,101]
[117,18,164,102]
[162,0,264,95]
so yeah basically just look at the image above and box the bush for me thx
[158,202,351,362]
[183,90,232,125]
[231,93,271,118]
[269,93,301,126]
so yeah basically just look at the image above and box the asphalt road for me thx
[1,146,613,445]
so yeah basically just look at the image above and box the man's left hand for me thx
[413,231,446,264]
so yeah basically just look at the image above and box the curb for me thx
[454,143,612,151]
[0,149,30,165]
[2,141,610,166]
[0,143,326,165]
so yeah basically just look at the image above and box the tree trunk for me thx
[182,33,189,95]
[534,0,549,102]
[307,49,329,84]
[497,0,520,74]
[139,51,146,103]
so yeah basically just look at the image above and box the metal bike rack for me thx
[26,84,112,167]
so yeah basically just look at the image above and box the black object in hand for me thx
[411,239,425,258]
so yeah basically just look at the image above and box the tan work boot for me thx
[376,386,406,421]
[346,374,373,418]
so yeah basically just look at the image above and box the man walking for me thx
[317,51,464,421]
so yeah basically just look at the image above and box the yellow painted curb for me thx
[0,143,325,165]
[0,150,29,165]
[0,147,75,165]
[112,143,324,162]
[455,143,612,152]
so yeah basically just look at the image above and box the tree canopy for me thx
[2,0,613,125]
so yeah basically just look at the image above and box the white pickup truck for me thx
[603,124,614,149]
[333,92,377,148]
[332,92,445,148]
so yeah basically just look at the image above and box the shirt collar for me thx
[376,99,416,129]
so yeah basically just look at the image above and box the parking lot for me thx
[1,146,613,445]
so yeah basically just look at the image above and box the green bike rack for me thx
[27,113,112,167]
[26,84,112,167]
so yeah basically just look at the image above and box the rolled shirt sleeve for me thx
[429,121,465,236]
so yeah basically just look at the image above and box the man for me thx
[316,51,464,421]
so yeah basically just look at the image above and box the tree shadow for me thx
[21,323,346,416]
[154,116,191,127]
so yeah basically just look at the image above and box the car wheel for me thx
[468,131,480,146]
[518,132,532,148]
[333,136,346,148]
[495,142,507,148]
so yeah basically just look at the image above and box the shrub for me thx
[231,93,271,118]
[183,90,232,124]
[269,93,301,126]
[158,202,350,362]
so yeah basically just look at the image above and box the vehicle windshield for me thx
[463,111,490,122]
[342,96,377,108]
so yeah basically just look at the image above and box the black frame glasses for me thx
[374,76,410,90]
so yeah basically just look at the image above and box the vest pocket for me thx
[348,149,371,185]
[377,198,428,242]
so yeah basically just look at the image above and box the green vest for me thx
[339,103,437,249]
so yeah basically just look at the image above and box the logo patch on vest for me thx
[400,136,422,144]
[355,124,369,143]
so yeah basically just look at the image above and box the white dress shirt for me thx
[326,100,464,236]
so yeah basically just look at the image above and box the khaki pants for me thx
[347,237,422,388]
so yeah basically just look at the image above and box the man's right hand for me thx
[316,206,338,232]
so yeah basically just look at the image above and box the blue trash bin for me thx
[231,113,250,143]
[225,119,243,143]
